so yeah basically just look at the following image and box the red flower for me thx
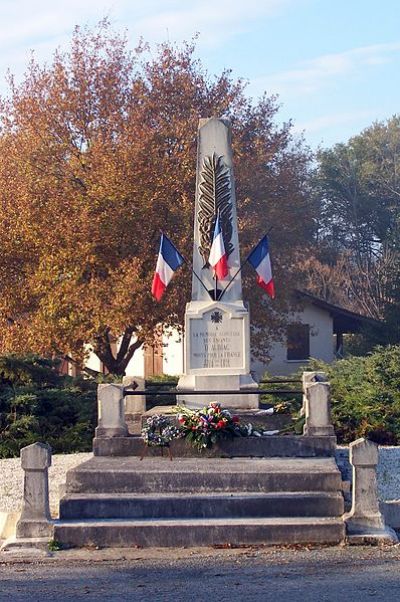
[232,416,239,423]
[216,420,226,429]
[178,417,185,423]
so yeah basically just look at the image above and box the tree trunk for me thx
[93,327,143,376]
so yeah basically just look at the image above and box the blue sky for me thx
[1,0,399,148]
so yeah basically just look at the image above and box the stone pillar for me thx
[123,376,146,414]
[123,376,145,435]
[303,381,335,436]
[16,442,53,539]
[343,438,397,543]
[95,383,128,438]
[301,371,327,415]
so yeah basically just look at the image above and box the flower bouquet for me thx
[174,402,257,451]
[141,403,279,453]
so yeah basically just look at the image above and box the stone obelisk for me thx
[177,118,259,409]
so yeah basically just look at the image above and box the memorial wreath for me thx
[141,414,181,447]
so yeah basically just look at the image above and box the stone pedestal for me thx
[303,382,335,437]
[95,383,128,438]
[177,300,258,409]
[344,438,398,544]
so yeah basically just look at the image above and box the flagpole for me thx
[218,227,273,302]
[181,257,214,301]
[218,259,248,302]
[158,231,213,301]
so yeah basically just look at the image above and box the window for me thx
[287,324,310,361]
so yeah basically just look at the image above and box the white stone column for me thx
[343,438,397,543]
[16,442,53,539]
[301,371,327,415]
[95,383,128,438]
[303,381,335,436]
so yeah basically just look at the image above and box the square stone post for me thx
[301,371,327,416]
[1,442,54,552]
[303,381,335,436]
[123,376,146,435]
[95,383,128,438]
[343,438,398,544]
[16,442,53,539]
[123,376,146,414]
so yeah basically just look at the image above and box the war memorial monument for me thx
[177,117,258,409]
[2,118,396,552]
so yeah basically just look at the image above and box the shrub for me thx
[308,346,400,444]
[145,375,179,408]
[0,354,97,458]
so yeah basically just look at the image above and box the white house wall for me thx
[162,330,184,376]
[254,302,334,378]
[84,345,102,373]
[125,345,145,378]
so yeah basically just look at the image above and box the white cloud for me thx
[0,0,292,52]
[250,42,400,97]
[293,109,377,135]
[0,0,294,93]
[125,0,292,47]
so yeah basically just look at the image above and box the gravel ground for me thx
[0,453,92,516]
[1,545,400,601]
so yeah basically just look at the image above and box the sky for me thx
[1,0,400,149]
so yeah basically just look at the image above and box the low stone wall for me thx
[336,446,400,501]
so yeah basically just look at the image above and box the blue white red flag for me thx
[247,235,275,298]
[151,233,184,301]
[209,213,228,280]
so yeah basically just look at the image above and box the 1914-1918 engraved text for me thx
[190,315,243,369]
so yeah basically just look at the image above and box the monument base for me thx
[178,299,258,409]
[177,373,259,409]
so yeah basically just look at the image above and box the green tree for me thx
[309,116,400,341]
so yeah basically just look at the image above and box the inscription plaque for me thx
[189,310,244,370]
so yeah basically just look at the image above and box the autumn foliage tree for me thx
[0,21,313,374]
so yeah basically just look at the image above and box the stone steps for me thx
[56,455,345,548]
[59,491,344,520]
[64,457,342,494]
[54,516,345,548]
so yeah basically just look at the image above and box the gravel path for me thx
[1,545,400,601]
[0,453,92,516]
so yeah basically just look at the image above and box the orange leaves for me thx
[0,21,312,372]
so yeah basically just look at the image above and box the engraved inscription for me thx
[190,312,243,369]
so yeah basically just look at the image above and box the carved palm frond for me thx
[198,153,233,266]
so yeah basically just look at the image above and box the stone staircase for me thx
[54,454,345,547]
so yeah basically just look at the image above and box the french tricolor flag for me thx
[247,235,275,299]
[151,233,184,302]
[209,213,228,279]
